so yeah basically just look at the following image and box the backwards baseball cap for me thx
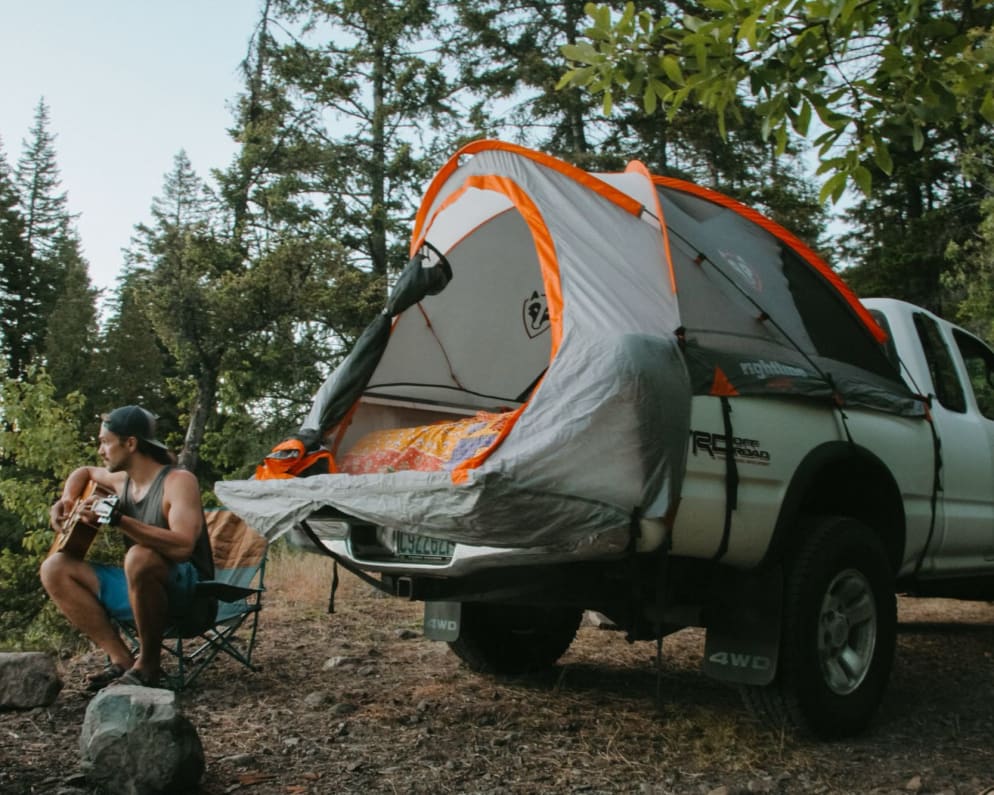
[102,405,169,452]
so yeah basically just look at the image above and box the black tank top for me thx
[121,466,214,579]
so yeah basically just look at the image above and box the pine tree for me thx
[128,153,230,471]
[133,139,352,472]
[452,0,607,164]
[42,231,100,404]
[841,139,987,313]
[99,267,172,419]
[0,137,32,379]
[263,0,453,276]
[9,99,91,379]
[15,100,70,265]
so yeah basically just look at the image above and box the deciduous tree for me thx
[560,1,994,201]
[452,1,827,243]
[0,371,102,650]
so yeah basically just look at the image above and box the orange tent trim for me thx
[709,367,740,397]
[412,139,645,255]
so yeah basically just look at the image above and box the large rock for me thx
[0,652,62,708]
[80,685,205,795]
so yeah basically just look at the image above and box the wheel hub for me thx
[817,568,877,695]
[823,609,850,650]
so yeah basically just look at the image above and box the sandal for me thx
[116,668,161,688]
[85,663,127,691]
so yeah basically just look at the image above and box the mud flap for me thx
[702,566,782,686]
[423,600,461,641]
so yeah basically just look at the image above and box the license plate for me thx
[392,530,456,561]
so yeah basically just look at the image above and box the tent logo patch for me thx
[523,291,550,338]
[718,249,762,291]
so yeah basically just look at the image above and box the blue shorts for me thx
[92,561,202,623]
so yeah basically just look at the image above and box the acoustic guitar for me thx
[48,481,120,560]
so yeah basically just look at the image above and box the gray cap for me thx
[102,405,168,451]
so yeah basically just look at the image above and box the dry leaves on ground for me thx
[2,550,994,794]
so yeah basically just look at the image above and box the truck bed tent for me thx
[215,141,920,554]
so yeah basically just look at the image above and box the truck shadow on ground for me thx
[480,615,994,747]
[871,618,994,742]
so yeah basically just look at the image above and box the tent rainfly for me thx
[215,141,921,554]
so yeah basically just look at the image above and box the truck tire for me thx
[448,602,582,675]
[740,516,896,738]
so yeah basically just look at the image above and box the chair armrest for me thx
[195,580,263,603]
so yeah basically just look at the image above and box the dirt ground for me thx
[2,551,994,795]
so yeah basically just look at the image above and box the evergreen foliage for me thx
[263,0,454,276]
[44,232,100,405]
[450,1,828,246]
[944,145,994,340]
[98,269,174,432]
[841,151,985,313]
[9,100,74,377]
[15,100,70,262]
[0,137,32,380]
[451,0,607,162]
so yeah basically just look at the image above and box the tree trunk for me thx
[232,0,273,244]
[564,0,589,157]
[370,32,388,278]
[178,370,218,472]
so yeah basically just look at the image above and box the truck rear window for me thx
[914,313,966,413]
[953,329,994,421]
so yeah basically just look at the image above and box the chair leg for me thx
[113,589,264,690]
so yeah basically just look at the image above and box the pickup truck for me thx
[216,143,994,739]
[284,297,994,739]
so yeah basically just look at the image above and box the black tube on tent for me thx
[292,243,453,452]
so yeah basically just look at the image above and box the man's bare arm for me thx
[115,469,203,562]
[50,466,126,531]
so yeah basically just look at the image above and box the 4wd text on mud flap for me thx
[708,651,773,671]
[426,617,459,633]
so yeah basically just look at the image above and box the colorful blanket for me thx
[339,411,511,475]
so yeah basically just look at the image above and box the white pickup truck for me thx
[287,297,994,739]
[217,144,994,739]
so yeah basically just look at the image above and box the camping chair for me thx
[116,509,267,690]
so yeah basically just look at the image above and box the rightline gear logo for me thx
[522,291,550,338]
[739,360,809,379]
[690,430,771,465]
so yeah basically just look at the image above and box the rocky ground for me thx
[2,549,994,795]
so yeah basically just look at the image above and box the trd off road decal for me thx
[690,430,771,465]
[523,291,550,338]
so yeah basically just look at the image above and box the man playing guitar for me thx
[40,405,215,690]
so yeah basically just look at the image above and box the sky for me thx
[0,2,263,296]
